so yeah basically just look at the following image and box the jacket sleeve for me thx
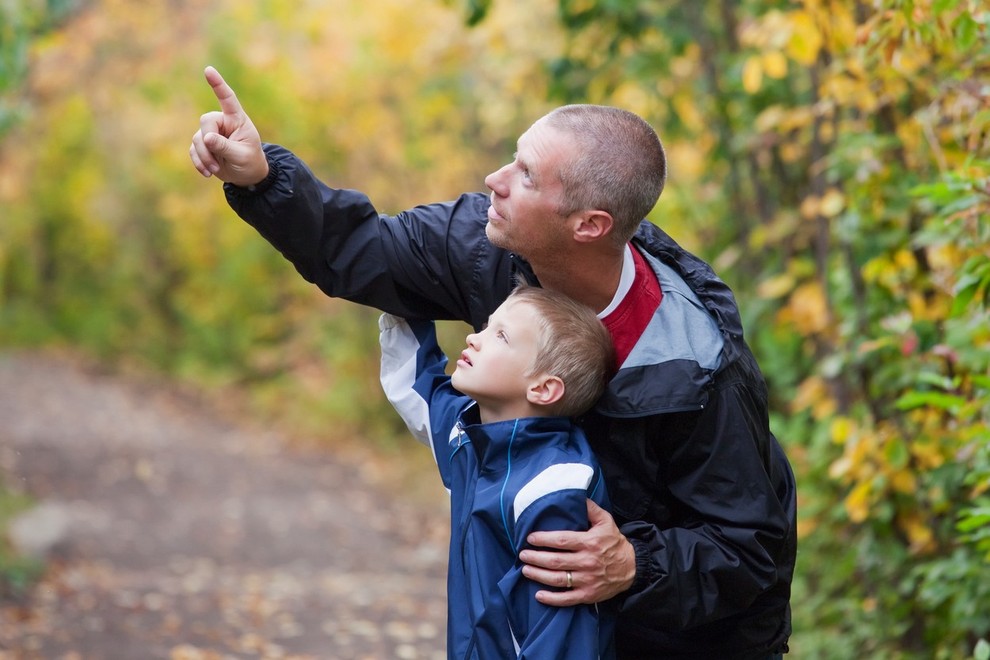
[224,144,514,328]
[497,467,614,659]
[378,313,467,484]
[617,370,796,631]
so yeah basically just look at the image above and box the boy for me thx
[379,285,616,659]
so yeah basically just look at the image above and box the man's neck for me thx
[531,245,626,314]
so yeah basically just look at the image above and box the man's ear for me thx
[573,210,614,243]
[527,375,565,407]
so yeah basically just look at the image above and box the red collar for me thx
[601,247,662,369]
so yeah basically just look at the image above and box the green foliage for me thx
[464,0,990,656]
[2,0,988,655]
[0,0,78,135]
[0,481,43,597]
[0,0,557,442]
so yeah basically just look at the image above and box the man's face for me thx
[451,298,542,417]
[483,119,576,259]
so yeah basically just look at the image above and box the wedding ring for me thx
[566,571,573,589]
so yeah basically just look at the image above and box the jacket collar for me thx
[596,240,726,417]
[456,410,573,469]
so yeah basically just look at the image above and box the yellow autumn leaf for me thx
[822,72,877,110]
[786,11,823,66]
[857,337,896,356]
[779,143,806,164]
[742,55,763,94]
[907,291,931,321]
[911,441,947,470]
[672,94,706,133]
[828,3,858,50]
[889,469,917,494]
[830,416,855,444]
[898,513,935,554]
[757,272,796,299]
[762,51,789,79]
[666,141,707,181]
[846,433,877,481]
[783,280,831,335]
[779,106,816,132]
[894,249,917,272]
[755,105,786,133]
[819,188,845,217]
[926,243,961,271]
[799,194,820,219]
[845,481,872,523]
[612,81,654,118]
[829,455,852,480]
[792,375,827,414]
[791,373,838,419]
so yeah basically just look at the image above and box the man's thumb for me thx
[587,498,608,524]
[204,132,229,156]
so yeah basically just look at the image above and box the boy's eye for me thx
[497,330,508,342]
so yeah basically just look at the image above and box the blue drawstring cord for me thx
[500,419,520,553]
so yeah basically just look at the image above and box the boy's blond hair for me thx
[509,285,614,417]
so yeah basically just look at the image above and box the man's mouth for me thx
[488,196,505,223]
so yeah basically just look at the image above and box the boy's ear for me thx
[527,375,565,407]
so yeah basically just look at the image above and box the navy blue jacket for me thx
[226,144,796,659]
[379,314,615,659]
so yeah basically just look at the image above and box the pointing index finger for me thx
[204,65,243,117]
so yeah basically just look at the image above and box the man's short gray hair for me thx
[545,105,666,246]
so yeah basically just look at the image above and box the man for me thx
[190,65,796,659]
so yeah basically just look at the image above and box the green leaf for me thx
[914,371,955,390]
[464,0,491,26]
[954,13,978,50]
[885,438,910,470]
[957,508,990,533]
[951,282,980,317]
[895,391,967,412]
[975,638,990,660]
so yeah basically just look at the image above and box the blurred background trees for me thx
[0,0,987,656]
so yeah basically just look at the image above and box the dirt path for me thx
[0,351,449,659]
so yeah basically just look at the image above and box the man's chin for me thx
[485,222,509,249]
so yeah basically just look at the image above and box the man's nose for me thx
[484,163,510,195]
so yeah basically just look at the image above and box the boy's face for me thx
[451,298,542,414]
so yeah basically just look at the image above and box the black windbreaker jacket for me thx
[226,144,797,659]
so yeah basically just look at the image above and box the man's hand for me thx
[519,499,636,606]
[189,66,269,187]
